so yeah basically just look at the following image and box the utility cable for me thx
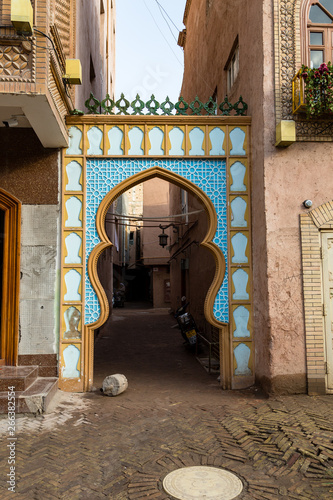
[142,0,183,67]
[154,0,179,43]
[34,28,57,52]
[107,209,204,220]
[154,0,181,32]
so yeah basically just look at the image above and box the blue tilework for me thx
[85,159,228,324]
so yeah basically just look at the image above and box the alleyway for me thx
[1,306,333,499]
[93,304,221,401]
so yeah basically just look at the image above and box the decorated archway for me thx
[60,115,253,391]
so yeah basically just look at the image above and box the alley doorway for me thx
[94,177,220,391]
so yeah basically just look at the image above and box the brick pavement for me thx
[1,308,333,499]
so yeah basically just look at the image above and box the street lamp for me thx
[158,224,179,248]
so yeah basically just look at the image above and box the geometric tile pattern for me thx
[86,158,228,324]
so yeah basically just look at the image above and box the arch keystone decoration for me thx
[60,115,253,392]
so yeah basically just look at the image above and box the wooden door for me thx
[321,232,333,389]
[0,190,21,365]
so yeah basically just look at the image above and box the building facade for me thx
[0,0,115,384]
[178,0,333,395]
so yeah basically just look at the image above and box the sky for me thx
[115,0,186,105]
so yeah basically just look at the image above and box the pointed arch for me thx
[86,166,227,332]
[0,188,21,365]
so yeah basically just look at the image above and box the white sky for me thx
[115,0,186,104]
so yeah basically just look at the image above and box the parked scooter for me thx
[113,283,125,308]
[174,297,198,347]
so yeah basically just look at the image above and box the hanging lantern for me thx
[158,228,168,248]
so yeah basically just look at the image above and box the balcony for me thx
[0,1,75,148]
[292,65,333,118]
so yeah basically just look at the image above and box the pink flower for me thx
[319,63,329,74]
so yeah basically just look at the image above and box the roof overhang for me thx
[0,93,69,148]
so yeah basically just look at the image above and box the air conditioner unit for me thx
[63,59,82,85]
[11,0,33,36]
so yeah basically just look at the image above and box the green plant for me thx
[301,62,333,117]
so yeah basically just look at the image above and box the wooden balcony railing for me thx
[292,65,333,117]
[292,69,306,114]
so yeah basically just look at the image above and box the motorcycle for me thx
[174,299,198,347]
[113,285,125,308]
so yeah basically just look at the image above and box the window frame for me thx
[305,0,333,67]
[224,37,239,93]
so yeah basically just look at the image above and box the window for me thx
[225,39,239,92]
[307,0,333,68]
[129,231,134,244]
[90,55,96,82]
[181,189,188,224]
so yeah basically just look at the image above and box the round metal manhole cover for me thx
[163,466,243,500]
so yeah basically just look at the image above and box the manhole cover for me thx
[163,466,243,500]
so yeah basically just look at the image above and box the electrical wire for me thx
[154,0,179,43]
[142,0,183,67]
[106,220,177,228]
[107,209,204,220]
[143,1,217,96]
[34,28,57,52]
[154,1,181,32]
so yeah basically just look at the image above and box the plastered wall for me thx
[180,0,333,393]
[19,205,60,355]
[0,128,61,357]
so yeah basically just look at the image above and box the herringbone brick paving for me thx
[1,387,333,498]
[1,308,333,498]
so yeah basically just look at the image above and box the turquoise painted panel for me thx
[233,306,250,338]
[62,345,80,378]
[148,127,164,155]
[169,127,185,155]
[65,197,82,228]
[209,127,225,155]
[64,269,81,301]
[232,268,249,300]
[65,233,82,264]
[231,233,248,263]
[234,343,251,375]
[128,127,144,155]
[229,127,246,155]
[230,161,246,191]
[66,126,82,155]
[108,126,124,155]
[230,197,247,227]
[189,127,205,155]
[66,161,82,191]
[85,159,228,324]
[87,126,103,155]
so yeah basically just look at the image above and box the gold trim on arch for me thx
[84,166,229,391]
[86,166,227,331]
